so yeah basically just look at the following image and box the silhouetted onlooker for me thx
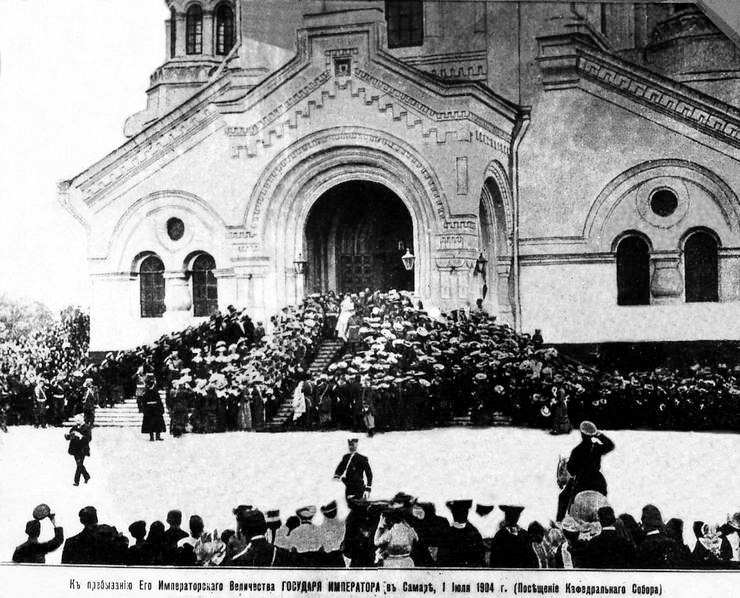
[13,515,64,563]
[143,521,167,566]
[583,506,634,568]
[61,506,99,564]
[636,505,680,569]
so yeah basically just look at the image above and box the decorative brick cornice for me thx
[537,35,740,150]
[354,68,510,148]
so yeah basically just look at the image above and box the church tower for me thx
[125,0,241,137]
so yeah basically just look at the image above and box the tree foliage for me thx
[0,295,54,342]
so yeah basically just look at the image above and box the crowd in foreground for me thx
[13,496,740,569]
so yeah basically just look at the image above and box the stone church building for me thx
[59,1,740,353]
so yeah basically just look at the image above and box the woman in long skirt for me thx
[251,388,265,430]
[237,389,252,431]
[551,387,572,435]
[335,295,354,341]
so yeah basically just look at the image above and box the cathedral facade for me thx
[59,1,740,352]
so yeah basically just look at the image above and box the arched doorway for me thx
[478,173,512,319]
[304,181,414,294]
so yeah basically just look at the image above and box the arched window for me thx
[616,235,651,306]
[215,3,235,56]
[192,253,218,317]
[186,4,203,55]
[684,231,719,302]
[140,256,166,318]
[385,0,423,48]
[170,8,177,58]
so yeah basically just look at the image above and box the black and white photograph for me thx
[0,0,739,596]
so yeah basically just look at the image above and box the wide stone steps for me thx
[263,339,345,431]
[307,339,345,374]
[62,396,171,428]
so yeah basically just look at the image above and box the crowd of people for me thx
[0,290,737,435]
[0,308,89,429]
[12,496,740,569]
[287,290,740,434]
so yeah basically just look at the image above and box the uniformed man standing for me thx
[333,438,373,502]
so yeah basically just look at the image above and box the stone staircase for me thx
[307,338,346,375]
[451,409,512,427]
[62,393,171,429]
[263,338,345,431]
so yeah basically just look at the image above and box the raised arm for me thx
[596,433,615,455]
[39,525,64,554]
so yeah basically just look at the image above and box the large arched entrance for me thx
[304,181,414,294]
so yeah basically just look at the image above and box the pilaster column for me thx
[175,15,187,57]
[650,251,683,305]
[496,260,514,324]
[203,10,215,56]
[163,271,192,329]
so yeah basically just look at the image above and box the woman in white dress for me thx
[374,508,418,568]
[335,294,354,341]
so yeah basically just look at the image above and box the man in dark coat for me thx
[141,374,165,441]
[13,515,64,563]
[583,506,634,568]
[437,500,486,567]
[558,421,614,520]
[127,521,148,566]
[163,510,188,564]
[65,414,91,486]
[61,506,99,564]
[489,505,538,568]
[333,438,373,502]
[342,499,379,567]
[636,505,681,569]
[226,509,291,566]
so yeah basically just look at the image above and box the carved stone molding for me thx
[246,129,450,230]
[354,68,510,147]
[578,54,740,149]
[81,105,221,205]
[537,34,740,149]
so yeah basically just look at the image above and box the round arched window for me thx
[650,189,678,218]
[167,217,185,241]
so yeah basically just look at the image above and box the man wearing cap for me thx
[582,506,634,569]
[65,413,92,486]
[558,421,615,520]
[437,500,485,567]
[127,521,148,565]
[61,506,99,564]
[333,438,373,502]
[141,374,165,441]
[226,509,291,567]
[82,377,96,426]
[32,377,48,428]
[636,505,680,569]
[13,512,64,563]
[163,510,189,564]
[489,505,538,568]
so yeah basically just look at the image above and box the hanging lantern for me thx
[401,248,416,271]
[293,253,307,275]
[474,253,488,277]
